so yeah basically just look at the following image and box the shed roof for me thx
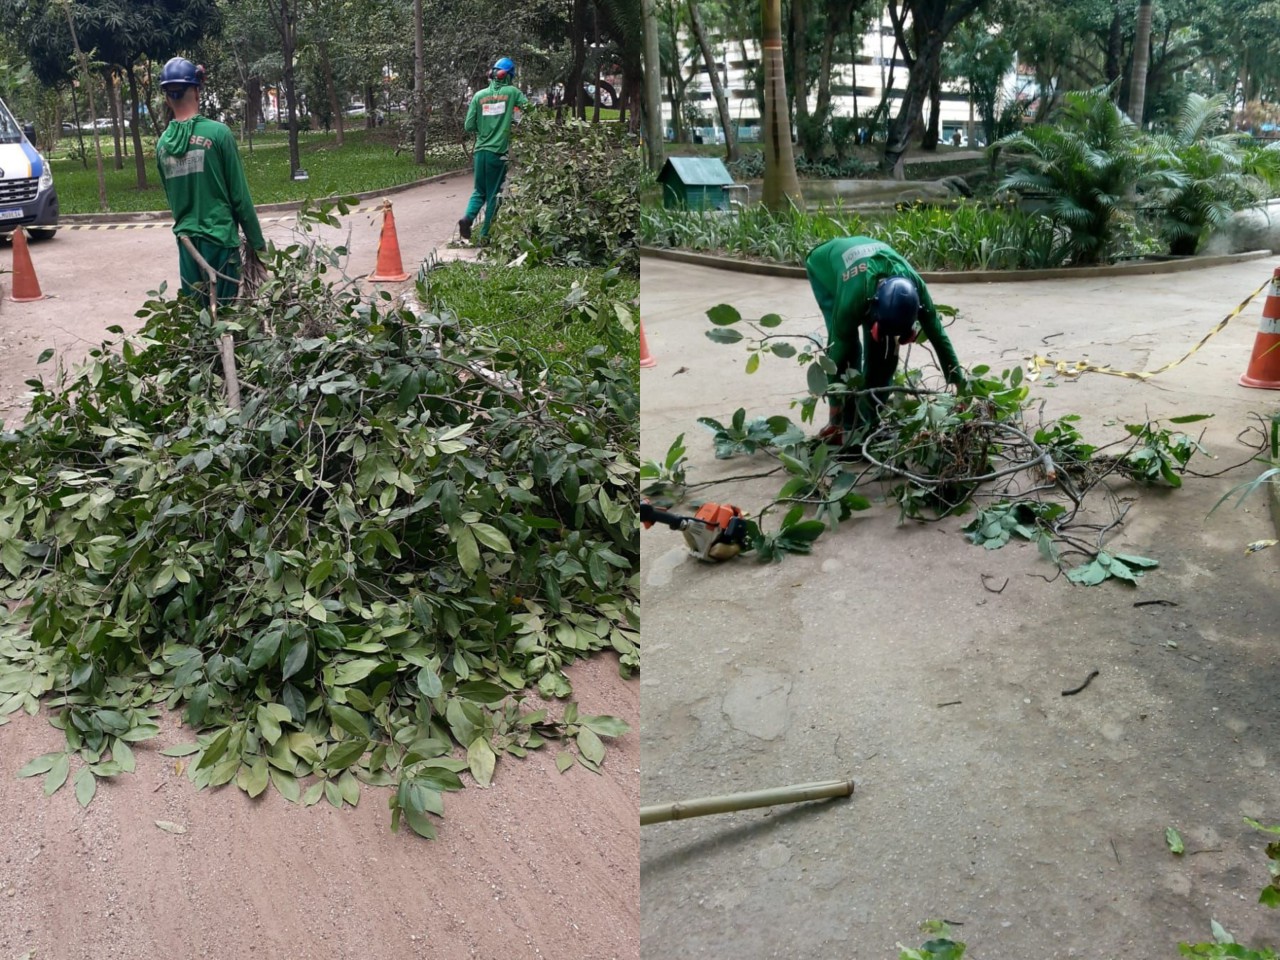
[659,156,734,186]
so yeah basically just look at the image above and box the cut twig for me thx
[980,574,1009,594]
[1061,669,1100,696]
[937,700,962,708]
[640,779,855,825]
[1134,599,1178,608]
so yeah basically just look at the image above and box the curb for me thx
[639,246,1275,284]
[58,168,470,225]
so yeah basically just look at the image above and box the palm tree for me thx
[1126,0,1153,126]
[641,0,664,171]
[760,0,801,211]
[993,86,1180,265]
[1150,93,1280,255]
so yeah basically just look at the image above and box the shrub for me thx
[993,86,1181,264]
[1149,93,1280,255]
[489,115,644,273]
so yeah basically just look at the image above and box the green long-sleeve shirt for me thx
[805,236,963,385]
[156,115,265,251]
[464,80,530,154]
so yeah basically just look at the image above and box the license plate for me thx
[0,209,23,221]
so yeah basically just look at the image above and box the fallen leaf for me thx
[1166,826,1184,855]
[155,820,187,835]
[1245,539,1277,555]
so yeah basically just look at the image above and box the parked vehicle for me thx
[0,96,58,240]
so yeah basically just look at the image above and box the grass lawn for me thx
[421,261,639,365]
[50,128,468,215]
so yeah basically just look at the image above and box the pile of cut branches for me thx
[642,302,1259,583]
[0,226,638,837]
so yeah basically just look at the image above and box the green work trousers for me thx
[463,149,509,238]
[177,237,242,308]
[808,272,900,433]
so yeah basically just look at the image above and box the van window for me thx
[0,100,22,143]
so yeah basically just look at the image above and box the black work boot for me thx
[457,217,473,241]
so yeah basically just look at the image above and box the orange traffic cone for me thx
[8,228,43,302]
[368,201,410,283]
[1240,266,1280,390]
[640,320,656,368]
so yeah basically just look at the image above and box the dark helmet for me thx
[159,57,204,91]
[871,276,921,340]
[491,57,516,81]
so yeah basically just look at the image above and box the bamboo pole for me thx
[641,779,854,826]
[179,236,241,411]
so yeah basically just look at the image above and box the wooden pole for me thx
[640,779,854,825]
[179,236,242,411]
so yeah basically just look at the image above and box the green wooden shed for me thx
[658,157,735,211]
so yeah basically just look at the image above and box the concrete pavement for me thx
[640,255,1280,957]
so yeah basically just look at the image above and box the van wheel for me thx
[27,228,57,241]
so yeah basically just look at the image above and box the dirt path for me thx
[0,180,639,960]
[640,256,1280,957]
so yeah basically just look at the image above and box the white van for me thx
[0,96,59,240]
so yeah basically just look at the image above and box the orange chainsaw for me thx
[640,500,748,562]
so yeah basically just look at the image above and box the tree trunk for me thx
[591,6,602,122]
[761,0,802,211]
[923,61,941,150]
[641,0,665,170]
[816,0,852,131]
[278,0,302,175]
[789,0,811,157]
[69,80,88,169]
[63,8,107,211]
[365,83,376,129]
[104,68,123,169]
[688,0,738,161]
[1126,0,1154,125]
[569,0,589,119]
[882,0,982,170]
[319,41,344,147]
[413,0,425,162]
[126,65,147,189]
[1104,1,1124,89]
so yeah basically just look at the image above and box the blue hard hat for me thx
[871,276,921,339]
[159,57,202,90]
[491,57,516,80]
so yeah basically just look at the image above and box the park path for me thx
[640,255,1280,958]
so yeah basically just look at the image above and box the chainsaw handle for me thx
[640,502,687,530]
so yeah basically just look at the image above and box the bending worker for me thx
[457,57,530,243]
[805,235,965,445]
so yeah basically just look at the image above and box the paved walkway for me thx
[641,255,1280,958]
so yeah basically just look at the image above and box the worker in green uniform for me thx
[806,236,966,445]
[155,57,266,306]
[457,57,530,242]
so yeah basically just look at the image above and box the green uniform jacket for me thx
[156,115,265,251]
[464,80,530,154]
[806,236,963,385]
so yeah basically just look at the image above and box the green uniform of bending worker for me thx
[806,236,964,443]
[458,56,530,242]
[155,57,265,305]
